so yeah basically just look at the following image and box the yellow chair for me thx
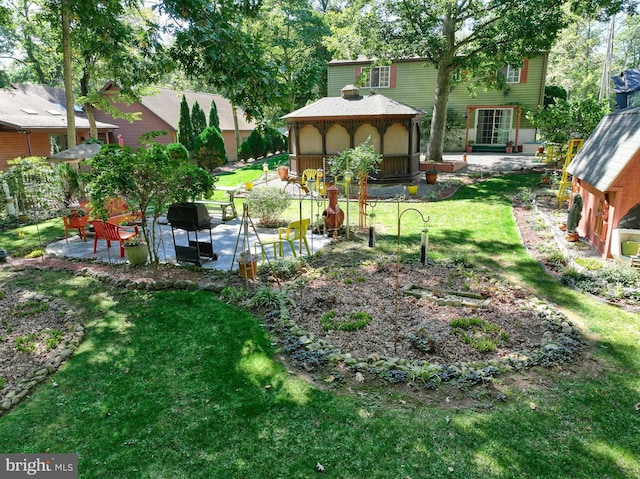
[279,218,311,257]
[254,236,284,262]
[300,169,317,191]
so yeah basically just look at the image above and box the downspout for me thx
[23,130,33,156]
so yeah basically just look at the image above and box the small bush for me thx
[219,286,250,304]
[245,187,292,225]
[247,129,266,158]
[248,286,293,317]
[257,256,304,280]
[238,141,252,161]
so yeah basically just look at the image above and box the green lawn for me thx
[0,172,639,478]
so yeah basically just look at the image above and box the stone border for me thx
[0,290,85,415]
[268,295,584,388]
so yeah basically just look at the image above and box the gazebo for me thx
[282,86,424,184]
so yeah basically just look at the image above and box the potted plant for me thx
[425,168,438,185]
[505,140,514,154]
[407,184,418,195]
[466,140,475,153]
[123,234,148,266]
[277,163,290,180]
[237,251,259,279]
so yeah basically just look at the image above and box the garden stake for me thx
[394,202,430,353]
[367,200,377,248]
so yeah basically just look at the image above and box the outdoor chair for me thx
[278,218,311,257]
[300,169,317,192]
[90,220,139,258]
[62,215,89,243]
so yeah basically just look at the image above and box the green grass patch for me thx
[319,310,372,331]
[451,316,508,353]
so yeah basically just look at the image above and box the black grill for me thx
[167,203,211,231]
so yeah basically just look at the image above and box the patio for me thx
[45,216,332,271]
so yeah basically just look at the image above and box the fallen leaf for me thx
[324,375,335,383]
[355,372,365,383]
[264,384,271,389]
[445,415,451,423]
[445,396,450,403]
[399,399,406,405]
[316,462,325,473]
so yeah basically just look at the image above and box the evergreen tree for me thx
[208,100,220,131]
[178,95,194,154]
[191,101,207,139]
[196,126,228,170]
[247,129,266,158]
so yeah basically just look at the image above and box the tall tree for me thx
[61,0,76,148]
[208,99,220,131]
[161,0,277,120]
[191,101,207,139]
[546,15,605,101]
[250,0,331,120]
[0,0,63,85]
[358,0,568,162]
[178,95,194,154]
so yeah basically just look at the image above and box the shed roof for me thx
[566,106,640,192]
[0,84,118,131]
[282,93,423,121]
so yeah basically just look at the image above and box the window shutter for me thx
[390,65,397,88]
[520,59,529,83]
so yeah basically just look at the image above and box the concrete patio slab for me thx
[46,217,332,272]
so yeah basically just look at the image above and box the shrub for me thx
[261,125,286,153]
[196,126,228,170]
[257,256,304,280]
[238,141,252,161]
[245,187,292,225]
[247,129,266,158]
[165,143,190,162]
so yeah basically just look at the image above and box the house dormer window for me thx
[364,66,391,88]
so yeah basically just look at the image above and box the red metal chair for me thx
[62,216,89,243]
[90,220,139,258]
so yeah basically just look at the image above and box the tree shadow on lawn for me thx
[1,268,638,477]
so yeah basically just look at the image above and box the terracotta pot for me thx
[565,232,579,242]
[506,146,513,154]
[426,171,438,185]
[277,166,289,180]
[466,146,473,153]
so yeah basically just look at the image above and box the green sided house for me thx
[327,55,548,153]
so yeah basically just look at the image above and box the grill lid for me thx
[167,203,211,230]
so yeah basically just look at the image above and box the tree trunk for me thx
[426,10,457,163]
[80,71,98,139]
[61,0,76,148]
[232,104,241,160]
